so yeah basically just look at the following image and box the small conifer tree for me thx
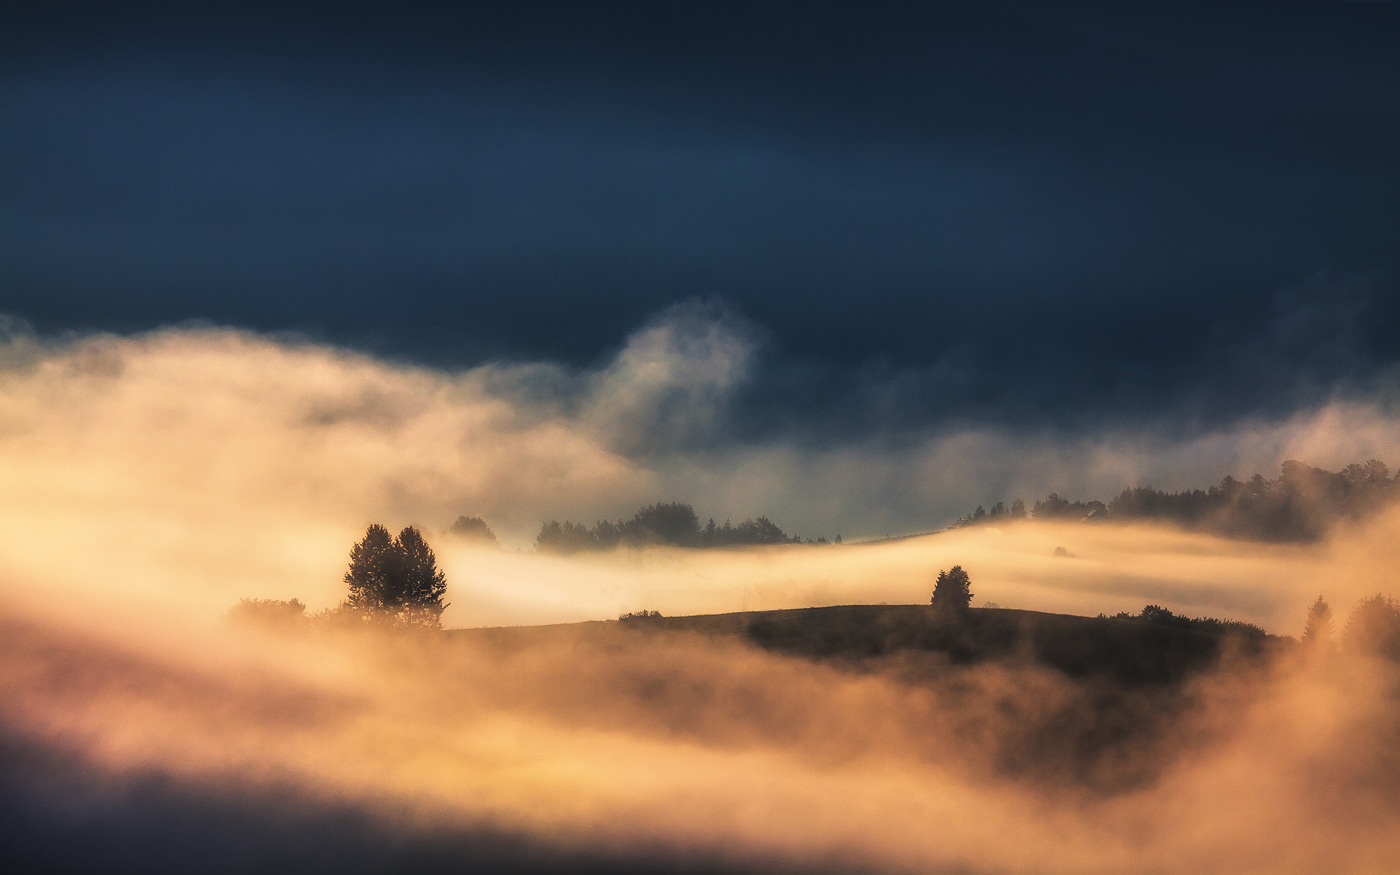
[343,524,448,629]
[345,523,396,613]
[1302,596,1333,647]
[931,565,973,614]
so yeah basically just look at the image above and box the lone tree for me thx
[931,565,974,614]
[1302,596,1333,647]
[344,524,448,629]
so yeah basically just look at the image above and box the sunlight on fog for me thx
[3,326,1400,873]
[1,325,1397,631]
[436,513,1400,632]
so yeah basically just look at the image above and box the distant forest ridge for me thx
[533,502,837,554]
[446,460,1396,553]
[954,459,1396,543]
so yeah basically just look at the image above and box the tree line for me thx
[534,502,837,554]
[953,459,1397,542]
[1099,604,1266,639]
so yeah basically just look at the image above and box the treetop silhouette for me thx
[931,565,973,614]
[344,524,448,629]
[953,458,1397,543]
[1344,593,1400,660]
[1302,596,1333,648]
[534,501,816,553]
[448,515,498,546]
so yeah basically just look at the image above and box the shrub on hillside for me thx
[226,598,306,631]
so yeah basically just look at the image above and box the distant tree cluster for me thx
[954,500,1028,526]
[447,515,498,546]
[954,459,1396,542]
[534,502,832,554]
[618,610,664,621]
[1103,604,1267,639]
[1034,495,1107,521]
[1106,460,1394,541]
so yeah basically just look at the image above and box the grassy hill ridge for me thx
[450,604,1286,687]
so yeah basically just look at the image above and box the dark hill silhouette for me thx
[450,603,1281,688]
[622,605,1274,686]
[446,602,1288,794]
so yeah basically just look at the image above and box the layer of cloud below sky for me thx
[2,1,1399,439]
[4,311,1400,553]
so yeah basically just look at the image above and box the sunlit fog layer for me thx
[3,324,1400,873]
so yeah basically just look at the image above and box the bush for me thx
[226,598,306,630]
[619,610,664,621]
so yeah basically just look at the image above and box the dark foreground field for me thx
[2,604,1290,875]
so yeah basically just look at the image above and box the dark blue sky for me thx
[3,1,1398,436]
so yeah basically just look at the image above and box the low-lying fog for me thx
[3,324,1399,873]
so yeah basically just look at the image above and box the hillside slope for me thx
[451,604,1286,687]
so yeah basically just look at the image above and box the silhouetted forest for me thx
[954,459,1397,542]
[1100,604,1266,640]
[534,502,835,554]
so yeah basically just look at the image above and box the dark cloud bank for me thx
[3,1,1399,437]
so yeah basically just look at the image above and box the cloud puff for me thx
[579,299,761,456]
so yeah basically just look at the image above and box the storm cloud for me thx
[2,1,1397,435]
